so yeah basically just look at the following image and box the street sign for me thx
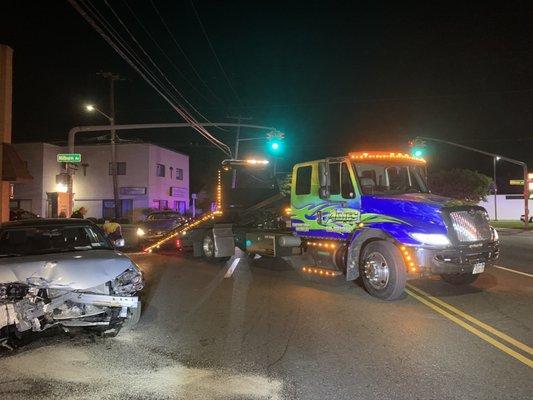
[509,179,525,185]
[57,153,81,163]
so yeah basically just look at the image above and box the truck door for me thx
[291,160,361,239]
[319,160,362,237]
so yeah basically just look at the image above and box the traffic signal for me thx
[267,130,285,154]
[270,140,281,151]
[408,138,426,158]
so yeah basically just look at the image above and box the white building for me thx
[12,142,189,222]
[479,194,532,220]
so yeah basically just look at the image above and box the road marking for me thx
[405,288,533,368]
[407,283,533,356]
[493,265,533,278]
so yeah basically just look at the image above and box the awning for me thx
[2,142,33,182]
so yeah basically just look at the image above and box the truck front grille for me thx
[449,209,491,242]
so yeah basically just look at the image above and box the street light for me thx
[85,104,112,121]
[83,103,119,219]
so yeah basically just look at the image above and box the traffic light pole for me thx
[417,136,529,229]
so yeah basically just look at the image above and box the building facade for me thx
[12,142,189,221]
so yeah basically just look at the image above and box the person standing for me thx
[70,207,87,219]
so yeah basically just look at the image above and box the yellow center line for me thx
[405,288,533,368]
[493,265,533,278]
[406,283,533,356]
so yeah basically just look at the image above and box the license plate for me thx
[472,262,485,274]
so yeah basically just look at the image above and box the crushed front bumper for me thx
[414,241,499,275]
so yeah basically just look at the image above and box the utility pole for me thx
[98,72,122,219]
[493,156,498,221]
[227,115,252,189]
[0,45,13,222]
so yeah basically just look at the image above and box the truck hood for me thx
[0,250,134,289]
[361,193,452,231]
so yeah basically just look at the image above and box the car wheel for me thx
[440,273,480,285]
[360,240,406,300]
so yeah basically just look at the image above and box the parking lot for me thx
[0,229,531,400]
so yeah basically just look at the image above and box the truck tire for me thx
[360,240,406,300]
[202,232,215,258]
[440,273,480,285]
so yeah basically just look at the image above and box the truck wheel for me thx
[440,273,480,285]
[202,232,215,258]
[360,241,406,300]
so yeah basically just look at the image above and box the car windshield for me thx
[353,162,428,195]
[0,224,113,256]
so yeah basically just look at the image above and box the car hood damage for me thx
[0,250,143,347]
[0,250,135,289]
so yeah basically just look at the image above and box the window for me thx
[329,162,340,195]
[156,164,165,177]
[109,162,126,175]
[353,162,428,195]
[152,200,168,210]
[174,200,186,214]
[175,168,183,180]
[0,225,112,256]
[341,163,355,199]
[102,199,133,220]
[295,166,312,195]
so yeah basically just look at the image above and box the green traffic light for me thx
[271,142,280,150]
[413,149,423,157]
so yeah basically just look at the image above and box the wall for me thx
[13,142,189,221]
[12,143,62,216]
[148,144,189,211]
[73,143,151,220]
[479,194,532,220]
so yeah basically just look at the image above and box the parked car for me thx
[0,219,143,345]
[9,208,38,221]
[520,215,533,223]
[136,211,187,246]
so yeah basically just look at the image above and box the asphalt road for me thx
[0,230,531,400]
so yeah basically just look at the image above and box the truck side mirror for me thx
[318,161,330,199]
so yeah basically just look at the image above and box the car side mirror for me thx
[318,161,330,199]
[114,238,125,248]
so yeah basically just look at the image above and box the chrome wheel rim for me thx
[203,236,214,257]
[363,252,390,290]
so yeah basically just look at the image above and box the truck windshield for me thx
[0,225,113,256]
[352,162,428,195]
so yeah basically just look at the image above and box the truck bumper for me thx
[415,241,499,275]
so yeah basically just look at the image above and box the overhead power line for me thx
[189,0,243,107]
[70,0,231,155]
[121,0,213,106]
[148,0,224,106]
[103,0,211,122]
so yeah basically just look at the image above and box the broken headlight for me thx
[112,267,144,295]
[0,283,29,301]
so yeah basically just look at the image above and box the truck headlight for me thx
[136,227,146,236]
[410,233,451,247]
[491,227,499,241]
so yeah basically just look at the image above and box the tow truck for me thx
[143,151,499,300]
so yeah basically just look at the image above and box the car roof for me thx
[1,218,94,228]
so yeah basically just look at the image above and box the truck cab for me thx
[291,151,499,300]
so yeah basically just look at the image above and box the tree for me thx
[428,169,492,204]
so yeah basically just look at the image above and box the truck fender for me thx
[345,228,394,281]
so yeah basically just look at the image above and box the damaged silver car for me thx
[0,219,143,346]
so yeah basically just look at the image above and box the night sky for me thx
[1,1,532,192]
